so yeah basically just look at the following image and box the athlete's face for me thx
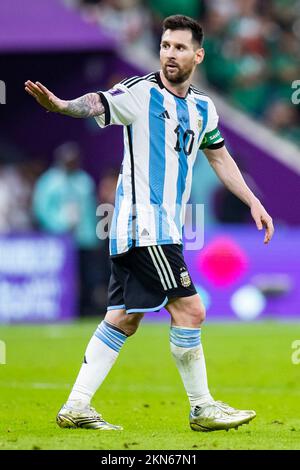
[160,29,204,84]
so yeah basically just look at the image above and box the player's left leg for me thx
[166,294,256,432]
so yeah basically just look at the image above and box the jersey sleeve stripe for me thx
[127,75,157,89]
[143,72,156,80]
[190,86,206,96]
[121,76,139,86]
[96,91,110,126]
[127,77,147,89]
[119,74,156,90]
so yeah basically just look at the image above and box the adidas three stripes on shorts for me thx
[107,244,197,314]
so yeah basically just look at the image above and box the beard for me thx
[162,63,193,84]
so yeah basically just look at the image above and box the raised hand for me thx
[25,81,104,118]
[251,201,274,244]
[25,80,64,113]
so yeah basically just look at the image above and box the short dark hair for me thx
[162,15,204,47]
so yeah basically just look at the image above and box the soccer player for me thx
[25,15,274,432]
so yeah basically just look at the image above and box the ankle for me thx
[66,398,90,411]
[190,393,214,409]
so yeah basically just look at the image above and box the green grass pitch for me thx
[0,320,299,450]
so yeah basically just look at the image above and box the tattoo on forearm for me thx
[62,93,104,118]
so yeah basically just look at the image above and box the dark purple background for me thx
[0,0,116,52]
[0,51,142,183]
[220,124,300,225]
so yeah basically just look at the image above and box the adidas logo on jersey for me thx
[159,110,170,120]
[141,228,150,237]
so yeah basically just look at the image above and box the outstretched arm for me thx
[24,80,104,118]
[203,145,274,244]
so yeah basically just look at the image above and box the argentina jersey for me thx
[95,72,224,256]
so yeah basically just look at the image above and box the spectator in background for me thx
[0,163,33,233]
[80,0,153,46]
[264,100,300,144]
[200,0,300,146]
[33,142,99,316]
[269,29,300,101]
[148,0,204,21]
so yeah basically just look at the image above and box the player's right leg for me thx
[56,308,144,430]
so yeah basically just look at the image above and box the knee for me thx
[104,310,143,337]
[168,295,206,328]
[199,298,206,324]
[189,300,206,326]
[120,315,141,337]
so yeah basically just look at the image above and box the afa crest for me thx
[197,117,203,133]
[180,267,191,287]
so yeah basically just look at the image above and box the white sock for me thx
[66,321,127,410]
[170,326,214,408]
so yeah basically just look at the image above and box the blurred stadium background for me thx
[1,0,300,451]
[0,0,300,324]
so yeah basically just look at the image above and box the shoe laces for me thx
[192,402,230,419]
[214,401,235,411]
[86,406,105,421]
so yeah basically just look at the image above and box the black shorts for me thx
[107,244,197,314]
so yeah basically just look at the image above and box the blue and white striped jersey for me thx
[95,72,224,256]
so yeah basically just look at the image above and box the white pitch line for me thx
[0,381,71,390]
[0,381,299,396]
